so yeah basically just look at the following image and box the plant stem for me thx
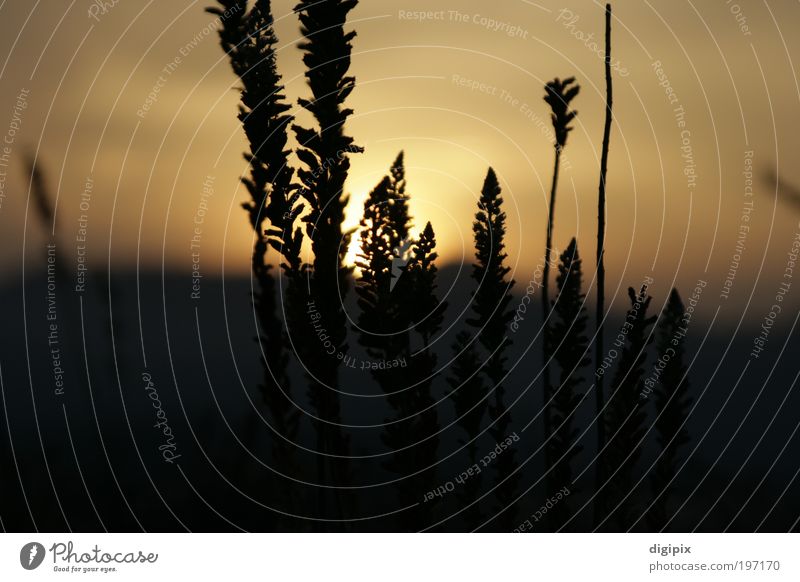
[595,2,613,524]
[542,146,561,470]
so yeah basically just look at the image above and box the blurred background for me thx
[0,0,798,313]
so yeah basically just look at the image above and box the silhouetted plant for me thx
[356,175,393,348]
[405,223,445,342]
[356,154,422,527]
[594,2,614,524]
[356,152,410,361]
[545,238,588,530]
[386,152,412,254]
[208,1,247,61]
[408,222,446,521]
[210,0,304,490]
[541,76,580,474]
[292,0,363,513]
[447,331,487,528]
[648,289,692,531]
[467,168,518,530]
[602,285,656,531]
[380,222,445,530]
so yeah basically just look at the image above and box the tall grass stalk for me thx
[209,0,304,509]
[468,168,518,530]
[545,238,588,530]
[542,77,579,473]
[594,3,614,524]
[648,289,692,531]
[293,0,363,522]
[602,286,655,530]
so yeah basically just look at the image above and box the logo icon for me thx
[20,542,45,570]
[390,238,413,292]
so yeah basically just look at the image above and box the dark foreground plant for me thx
[467,168,518,530]
[602,285,656,531]
[447,331,487,528]
[647,289,692,531]
[545,238,588,530]
[383,222,445,530]
[594,2,614,525]
[210,0,304,507]
[292,0,363,519]
[356,152,410,370]
[541,77,580,470]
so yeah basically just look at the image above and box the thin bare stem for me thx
[594,2,613,524]
[542,148,560,464]
[542,76,579,474]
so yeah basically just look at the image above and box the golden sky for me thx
[1,0,799,316]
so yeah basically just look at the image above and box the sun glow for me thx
[343,189,369,270]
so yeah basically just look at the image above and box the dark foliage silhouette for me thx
[544,238,588,530]
[541,76,580,474]
[208,0,310,524]
[648,289,692,531]
[198,0,694,534]
[467,168,519,530]
[387,222,445,530]
[403,223,446,344]
[594,3,614,523]
[292,0,363,515]
[447,331,487,528]
[351,153,445,531]
[210,0,304,511]
[602,285,656,531]
[386,152,413,257]
[355,152,410,361]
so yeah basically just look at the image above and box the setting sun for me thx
[3,0,800,546]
